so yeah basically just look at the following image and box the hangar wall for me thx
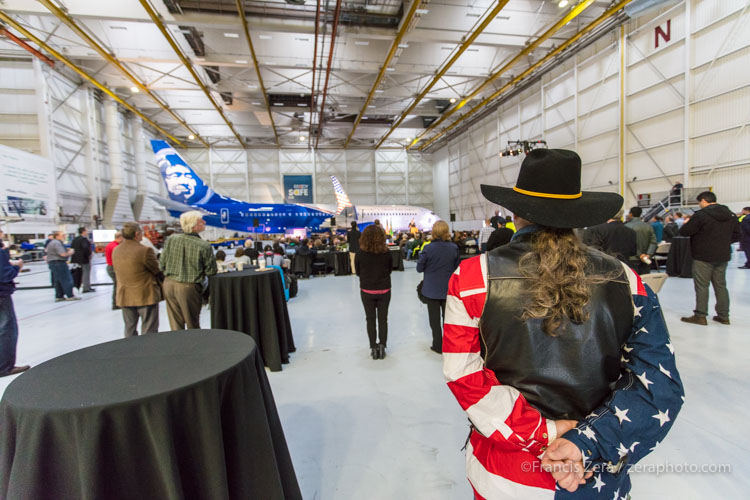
[0,57,165,231]
[435,0,750,224]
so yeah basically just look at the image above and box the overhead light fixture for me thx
[558,0,569,7]
[339,104,348,108]
[259,34,272,40]
[252,102,262,105]
[297,103,307,107]
[355,41,369,46]
[224,32,239,38]
[368,105,376,108]
[188,134,195,140]
[273,103,284,106]
[449,98,456,103]
[299,135,306,141]
[375,89,384,93]
[415,9,429,15]
[235,60,248,64]
[194,57,205,62]
[397,43,409,49]
[130,86,139,93]
[385,67,395,72]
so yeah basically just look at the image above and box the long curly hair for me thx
[518,228,610,336]
[359,225,388,253]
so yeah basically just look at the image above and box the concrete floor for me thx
[2,250,749,499]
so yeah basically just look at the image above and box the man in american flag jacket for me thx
[443,149,684,499]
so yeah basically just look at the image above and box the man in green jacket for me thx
[625,206,657,275]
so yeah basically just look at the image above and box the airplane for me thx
[328,176,438,232]
[150,140,335,233]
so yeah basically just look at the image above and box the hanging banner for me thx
[283,175,313,203]
[0,144,56,220]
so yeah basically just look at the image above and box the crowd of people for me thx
[1,147,749,498]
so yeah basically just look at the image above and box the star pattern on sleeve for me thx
[613,406,631,425]
[636,371,653,391]
[652,409,670,427]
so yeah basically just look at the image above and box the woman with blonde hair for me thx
[442,149,684,499]
[416,220,459,353]
[355,225,393,360]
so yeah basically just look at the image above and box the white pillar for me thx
[132,115,147,220]
[683,0,691,189]
[102,96,124,227]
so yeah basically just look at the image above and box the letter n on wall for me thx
[655,19,671,49]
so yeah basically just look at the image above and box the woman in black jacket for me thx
[355,225,393,360]
[417,221,459,353]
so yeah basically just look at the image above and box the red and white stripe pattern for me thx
[330,175,352,214]
[443,254,556,499]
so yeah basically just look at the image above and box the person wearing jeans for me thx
[46,231,79,302]
[0,229,30,377]
[417,220,459,354]
[679,191,740,325]
[355,225,393,360]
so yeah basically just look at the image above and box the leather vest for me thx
[479,233,633,420]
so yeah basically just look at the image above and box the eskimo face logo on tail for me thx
[152,140,213,204]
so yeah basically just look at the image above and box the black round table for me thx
[0,330,301,500]
[666,236,693,278]
[321,251,351,275]
[389,247,405,271]
[209,269,295,372]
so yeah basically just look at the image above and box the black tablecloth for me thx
[0,330,301,500]
[209,269,295,371]
[666,236,693,278]
[390,248,404,271]
[321,251,351,275]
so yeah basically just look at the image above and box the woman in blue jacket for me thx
[417,220,459,354]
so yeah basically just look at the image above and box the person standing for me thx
[112,222,162,337]
[160,211,217,330]
[583,208,638,264]
[505,215,516,232]
[105,231,123,310]
[679,191,740,325]
[46,231,79,302]
[355,225,392,360]
[417,221,459,354]
[0,229,29,377]
[739,207,750,269]
[625,206,657,274]
[663,214,680,242]
[489,210,503,230]
[347,221,361,273]
[478,219,494,253]
[443,149,683,498]
[650,215,665,243]
[71,227,95,293]
[485,224,514,252]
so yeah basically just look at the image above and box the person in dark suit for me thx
[739,207,750,269]
[112,222,162,337]
[486,226,514,252]
[70,227,95,293]
[417,221,460,354]
[347,221,361,273]
[662,215,680,242]
[582,208,638,264]
[489,210,503,230]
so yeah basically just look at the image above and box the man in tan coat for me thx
[112,222,162,337]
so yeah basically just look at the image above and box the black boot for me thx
[371,347,379,360]
[378,344,386,360]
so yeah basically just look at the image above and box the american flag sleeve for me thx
[563,263,685,468]
[442,256,555,456]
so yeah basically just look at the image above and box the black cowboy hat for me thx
[481,148,622,229]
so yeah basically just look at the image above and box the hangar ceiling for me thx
[0,0,626,150]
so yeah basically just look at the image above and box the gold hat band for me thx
[513,186,582,199]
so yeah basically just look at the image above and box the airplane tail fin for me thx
[151,139,215,205]
[330,175,353,215]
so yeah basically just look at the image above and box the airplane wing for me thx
[149,195,216,215]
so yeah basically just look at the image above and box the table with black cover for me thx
[666,236,693,278]
[389,247,405,271]
[209,268,295,371]
[0,330,302,500]
[320,251,351,275]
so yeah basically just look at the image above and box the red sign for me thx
[655,19,671,49]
